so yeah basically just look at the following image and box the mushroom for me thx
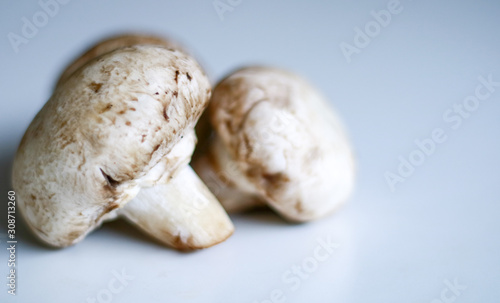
[192,67,355,222]
[12,37,234,249]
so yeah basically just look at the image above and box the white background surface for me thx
[1,0,499,302]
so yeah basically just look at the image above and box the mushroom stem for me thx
[119,165,234,250]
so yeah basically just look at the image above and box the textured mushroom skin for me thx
[194,67,355,222]
[12,45,211,247]
[56,34,179,87]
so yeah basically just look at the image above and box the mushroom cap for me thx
[56,34,179,87]
[201,66,355,221]
[12,45,211,247]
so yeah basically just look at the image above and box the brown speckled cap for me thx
[13,38,233,249]
[56,34,180,87]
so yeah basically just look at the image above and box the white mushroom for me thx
[193,67,355,222]
[12,39,233,249]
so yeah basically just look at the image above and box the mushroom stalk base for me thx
[120,165,234,250]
